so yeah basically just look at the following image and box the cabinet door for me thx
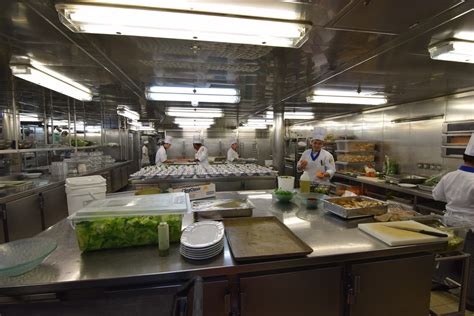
[187,280,229,316]
[0,210,6,243]
[121,166,129,189]
[349,254,434,316]
[111,168,122,192]
[240,266,343,316]
[5,195,43,241]
[42,186,68,229]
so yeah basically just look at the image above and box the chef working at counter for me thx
[297,129,336,183]
[192,135,209,165]
[432,133,474,309]
[155,136,173,165]
[141,140,150,167]
[227,138,240,163]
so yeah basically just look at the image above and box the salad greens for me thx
[75,215,182,252]
[274,188,294,196]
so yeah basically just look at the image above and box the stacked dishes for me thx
[180,221,224,260]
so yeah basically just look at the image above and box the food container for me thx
[69,192,191,251]
[337,153,375,163]
[335,161,367,173]
[323,196,388,219]
[277,176,295,191]
[334,182,364,196]
[335,140,376,152]
[192,199,254,221]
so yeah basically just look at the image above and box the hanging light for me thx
[117,105,140,121]
[166,107,223,118]
[429,40,474,64]
[55,3,311,48]
[307,89,387,105]
[266,111,314,120]
[10,56,93,101]
[146,86,240,104]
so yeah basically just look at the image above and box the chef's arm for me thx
[297,156,306,172]
[325,156,336,178]
[432,179,446,202]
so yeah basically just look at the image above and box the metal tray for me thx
[192,199,254,221]
[385,175,427,184]
[417,184,434,192]
[323,196,388,219]
[223,216,313,262]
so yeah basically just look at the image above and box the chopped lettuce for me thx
[75,215,182,251]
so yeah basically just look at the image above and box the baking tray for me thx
[192,199,254,221]
[323,196,388,219]
[223,216,313,262]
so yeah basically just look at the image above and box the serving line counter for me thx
[0,191,446,316]
[333,173,446,214]
[0,161,133,243]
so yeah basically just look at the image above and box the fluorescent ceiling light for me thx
[454,31,474,41]
[166,108,223,118]
[10,58,93,101]
[266,111,314,120]
[307,89,387,105]
[56,4,311,48]
[248,119,273,125]
[174,118,215,124]
[117,105,140,121]
[19,114,41,122]
[429,40,474,64]
[241,124,268,129]
[178,121,213,127]
[147,86,240,104]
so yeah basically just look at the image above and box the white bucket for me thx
[277,176,295,191]
[66,176,107,215]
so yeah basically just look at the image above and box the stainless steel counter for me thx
[0,190,446,296]
[334,173,436,200]
[0,161,132,204]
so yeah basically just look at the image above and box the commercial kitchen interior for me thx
[0,0,474,315]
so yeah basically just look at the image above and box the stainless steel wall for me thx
[289,92,474,175]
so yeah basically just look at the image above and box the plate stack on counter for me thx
[180,221,224,260]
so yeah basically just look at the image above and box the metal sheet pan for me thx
[223,216,313,262]
[192,199,254,221]
[323,196,388,219]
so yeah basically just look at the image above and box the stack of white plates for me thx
[180,221,225,260]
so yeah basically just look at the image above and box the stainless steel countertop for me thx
[334,173,435,200]
[0,191,446,295]
[130,175,277,184]
[0,161,132,204]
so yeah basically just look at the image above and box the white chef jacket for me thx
[141,145,150,166]
[433,166,474,223]
[155,146,167,165]
[195,146,209,165]
[227,148,239,162]
[297,148,336,183]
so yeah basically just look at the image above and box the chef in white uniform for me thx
[155,136,173,165]
[297,129,336,183]
[433,133,474,223]
[227,138,240,163]
[193,135,209,165]
[141,140,150,167]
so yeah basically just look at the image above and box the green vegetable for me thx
[74,215,182,252]
[424,174,442,187]
[274,189,294,196]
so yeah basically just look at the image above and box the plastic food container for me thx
[69,192,191,252]
[336,140,376,152]
[337,153,375,163]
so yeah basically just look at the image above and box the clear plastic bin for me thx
[337,153,375,163]
[336,140,376,152]
[69,192,191,251]
[335,161,367,173]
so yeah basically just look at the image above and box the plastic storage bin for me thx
[335,161,368,173]
[337,153,375,163]
[69,192,191,252]
[65,175,107,215]
[336,140,376,152]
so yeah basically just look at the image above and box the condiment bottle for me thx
[300,172,311,193]
[158,222,169,256]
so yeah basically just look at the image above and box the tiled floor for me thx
[430,290,474,315]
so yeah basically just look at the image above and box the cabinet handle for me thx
[224,294,231,315]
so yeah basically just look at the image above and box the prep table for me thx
[0,190,446,316]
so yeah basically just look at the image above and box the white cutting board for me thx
[357,176,386,183]
[358,220,449,246]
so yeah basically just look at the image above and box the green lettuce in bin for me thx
[75,215,182,251]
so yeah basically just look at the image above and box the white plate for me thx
[181,221,224,248]
[398,183,417,188]
[180,241,224,255]
[180,245,224,260]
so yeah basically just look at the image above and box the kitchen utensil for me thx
[0,237,57,277]
[383,225,448,237]
[358,220,450,246]
[223,216,312,262]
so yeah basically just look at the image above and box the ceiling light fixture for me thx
[307,89,387,105]
[117,105,140,121]
[166,107,223,118]
[146,86,240,104]
[429,40,474,64]
[55,3,311,48]
[10,56,93,101]
[266,111,314,120]
[174,118,215,124]
[247,119,273,125]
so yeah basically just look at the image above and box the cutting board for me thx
[357,176,386,183]
[358,220,449,246]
